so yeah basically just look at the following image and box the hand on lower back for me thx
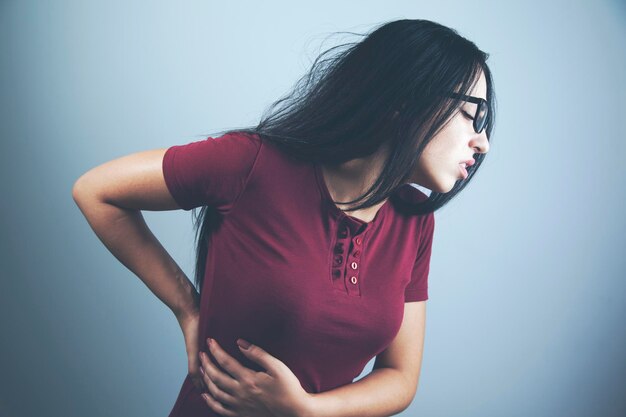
[177,310,206,392]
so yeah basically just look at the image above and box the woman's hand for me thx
[198,338,314,417]
[176,309,207,393]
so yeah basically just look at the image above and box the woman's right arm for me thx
[71,148,199,321]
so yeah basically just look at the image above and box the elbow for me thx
[399,372,420,412]
[399,388,417,414]
[404,386,418,411]
[72,175,89,204]
[72,173,99,205]
[72,179,82,202]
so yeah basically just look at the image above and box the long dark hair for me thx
[189,19,497,292]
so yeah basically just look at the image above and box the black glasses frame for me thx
[447,92,488,134]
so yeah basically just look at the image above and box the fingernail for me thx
[207,338,213,347]
[237,339,251,349]
[199,366,205,375]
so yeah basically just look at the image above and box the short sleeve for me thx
[162,132,262,213]
[404,211,435,302]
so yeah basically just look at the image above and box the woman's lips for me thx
[458,163,468,179]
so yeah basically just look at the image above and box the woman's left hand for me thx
[198,337,314,417]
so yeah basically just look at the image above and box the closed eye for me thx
[462,110,474,120]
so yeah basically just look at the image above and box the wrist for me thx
[297,393,317,417]
[174,289,201,322]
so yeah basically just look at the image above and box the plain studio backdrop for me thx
[1,1,625,416]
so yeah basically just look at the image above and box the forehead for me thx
[468,71,488,101]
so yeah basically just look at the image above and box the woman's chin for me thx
[430,180,456,194]
[410,173,457,194]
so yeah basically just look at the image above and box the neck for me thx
[320,143,391,212]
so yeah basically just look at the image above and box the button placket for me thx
[345,231,366,296]
[330,217,369,296]
[316,163,389,296]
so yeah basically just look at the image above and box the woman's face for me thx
[410,71,490,193]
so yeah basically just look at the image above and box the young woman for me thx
[73,18,495,417]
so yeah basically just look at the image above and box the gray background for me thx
[1,1,625,416]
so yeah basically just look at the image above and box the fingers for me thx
[205,338,249,381]
[199,365,237,406]
[200,390,238,417]
[199,350,238,395]
[235,339,281,377]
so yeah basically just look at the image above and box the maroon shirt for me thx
[162,132,435,416]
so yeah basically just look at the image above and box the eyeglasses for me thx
[447,92,489,134]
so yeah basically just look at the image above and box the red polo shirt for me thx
[162,132,435,416]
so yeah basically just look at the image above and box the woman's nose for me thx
[471,130,490,154]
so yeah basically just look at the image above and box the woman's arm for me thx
[302,367,413,417]
[71,148,199,320]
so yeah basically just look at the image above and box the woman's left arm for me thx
[198,301,426,417]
